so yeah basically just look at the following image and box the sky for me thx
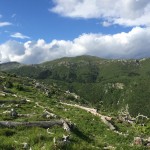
[0,0,150,64]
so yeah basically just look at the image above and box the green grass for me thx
[0,66,150,149]
[2,55,150,117]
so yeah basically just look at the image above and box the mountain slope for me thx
[0,71,150,149]
[0,62,23,71]
[1,55,150,117]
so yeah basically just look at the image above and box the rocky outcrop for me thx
[0,120,63,128]
[133,137,150,147]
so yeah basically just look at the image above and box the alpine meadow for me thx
[1,0,150,149]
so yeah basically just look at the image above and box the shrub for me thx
[4,81,13,88]
[16,84,24,91]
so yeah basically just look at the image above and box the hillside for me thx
[1,55,150,117]
[0,71,150,149]
[0,62,23,71]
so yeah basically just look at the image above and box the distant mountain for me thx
[1,55,150,117]
[0,61,23,71]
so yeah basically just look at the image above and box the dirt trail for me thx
[60,102,129,136]
[60,102,115,130]
[60,102,103,116]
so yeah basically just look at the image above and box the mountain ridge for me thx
[1,55,150,117]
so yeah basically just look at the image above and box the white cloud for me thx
[102,21,112,27]
[0,15,12,27]
[1,27,150,64]
[0,22,12,27]
[50,0,150,27]
[10,32,30,39]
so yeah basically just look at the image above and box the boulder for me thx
[134,137,143,145]
[147,143,150,147]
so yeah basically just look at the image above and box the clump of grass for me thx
[0,128,16,136]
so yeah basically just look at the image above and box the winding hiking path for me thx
[60,102,129,136]
[60,102,115,130]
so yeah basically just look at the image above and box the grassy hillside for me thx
[0,62,23,71]
[0,71,150,149]
[1,55,150,117]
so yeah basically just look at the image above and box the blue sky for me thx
[0,0,150,64]
[0,0,132,43]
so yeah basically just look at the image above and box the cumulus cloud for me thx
[0,22,12,27]
[102,21,112,27]
[1,27,150,64]
[50,0,150,27]
[10,32,30,39]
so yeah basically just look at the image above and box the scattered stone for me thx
[134,137,143,145]
[22,142,28,149]
[12,94,18,97]
[43,109,57,118]
[47,128,54,135]
[53,134,70,148]
[15,104,20,107]
[0,104,5,107]
[115,83,124,89]
[35,83,41,88]
[101,116,116,131]
[61,119,70,132]
[53,137,56,147]
[62,134,70,142]
[10,108,18,118]
[104,145,116,150]
[147,143,150,147]
[118,104,136,125]
[135,114,149,126]
[3,110,11,114]
[0,92,6,96]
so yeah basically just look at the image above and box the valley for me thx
[0,56,150,149]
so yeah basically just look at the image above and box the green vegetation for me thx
[0,70,150,149]
[2,55,150,117]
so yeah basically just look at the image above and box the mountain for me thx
[0,71,150,149]
[0,62,23,71]
[1,55,150,117]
